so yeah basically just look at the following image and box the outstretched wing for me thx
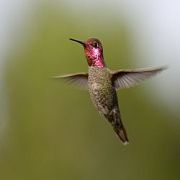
[112,66,166,90]
[53,73,88,89]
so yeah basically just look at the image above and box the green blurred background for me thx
[0,1,180,180]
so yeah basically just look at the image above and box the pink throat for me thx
[93,58,105,68]
[86,48,105,68]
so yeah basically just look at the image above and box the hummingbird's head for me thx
[69,38,105,68]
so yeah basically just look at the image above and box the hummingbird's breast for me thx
[88,67,118,115]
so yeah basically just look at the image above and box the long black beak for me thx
[69,38,85,46]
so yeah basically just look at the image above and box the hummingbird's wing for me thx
[53,73,88,89]
[112,66,166,90]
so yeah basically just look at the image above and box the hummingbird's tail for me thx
[113,122,129,145]
[107,109,129,145]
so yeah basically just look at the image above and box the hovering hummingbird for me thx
[55,38,165,145]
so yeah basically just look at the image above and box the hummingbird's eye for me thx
[93,42,98,48]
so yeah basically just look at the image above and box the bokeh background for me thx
[0,0,180,179]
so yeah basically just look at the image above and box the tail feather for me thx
[113,123,129,145]
[106,109,129,145]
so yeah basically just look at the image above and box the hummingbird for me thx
[55,38,165,145]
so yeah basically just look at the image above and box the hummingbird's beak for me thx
[69,38,85,46]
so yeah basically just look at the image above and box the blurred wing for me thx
[53,73,88,89]
[112,67,166,90]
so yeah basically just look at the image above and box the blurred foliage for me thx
[1,2,180,180]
